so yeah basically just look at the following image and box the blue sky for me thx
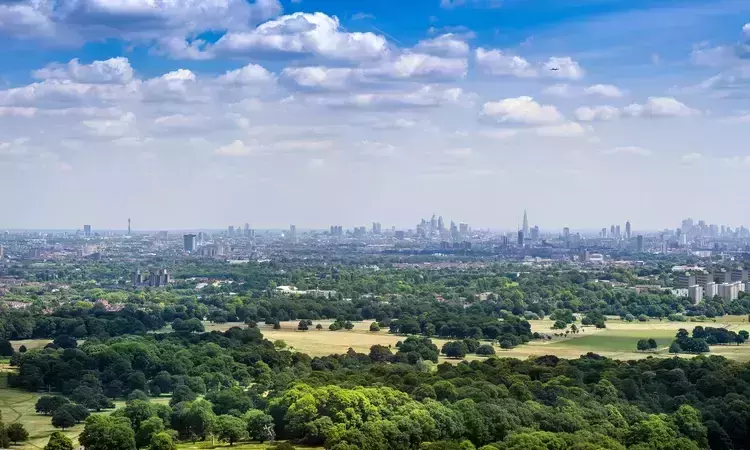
[0,0,749,230]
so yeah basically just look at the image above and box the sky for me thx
[1,0,749,231]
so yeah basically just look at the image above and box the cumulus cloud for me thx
[583,84,623,98]
[82,112,136,137]
[212,12,390,62]
[624,97,699,118]
[316,86,473,109]
[475,48,536,78]
[575,106,620,122]
[543,57,585,80]
[602,146,653,157]
[216,64,276,85]
[476,49,584,80]
[215,140,257,156]
[141,69,201,103]
[33,58,134,84]
[414,34,470,58]
[744,23,750,35]
[482,96,563,125]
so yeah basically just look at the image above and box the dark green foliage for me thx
[148,432,176,450]
[475,345,495,356]
[36,395,70,415]
[442,341,468,359]
[216,414,247,445]
[0,339,14,356]
[6,422,29,443]
[51,409,76,430]
[79,415,136,450]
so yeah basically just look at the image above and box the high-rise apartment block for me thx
[183,234,197,252]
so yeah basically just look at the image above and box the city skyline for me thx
[1,1,749,229]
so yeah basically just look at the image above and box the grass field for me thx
[0,389,171,450]
[198,317,750,362]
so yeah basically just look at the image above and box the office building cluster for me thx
[678,268,750,303]
[132,268,171,287]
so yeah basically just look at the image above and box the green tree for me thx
[369,322,380,332]
[476,344,495,356]
[36,395,70,415]
[648,338,658,349]
[297,320,308,331]
[135,416,164,449]
[169,385,197,407]
[149,432,176,450]
[637,339,650,351]
[244,410,275,443]
[441,341,468,359]
[7,422,29,443]
[51,409,76,430]
[44,431,74,450]
[216,414,247,446]
[669,341,681,353]
[79,415,136,450]
[0,339,14,357]
[368,344,393,363]
[674,405,708,448]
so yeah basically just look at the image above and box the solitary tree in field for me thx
[370,322,380,332]
[637,340,650,352]
[7,423,29,444]
[648,338,658,350]
[44,432,73,450]
[297,320,308,331]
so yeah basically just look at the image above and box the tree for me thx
[368,344,393,363]
[648,338,658,349]
[441,341,468,359]
[369,322,380,332]
[128,390,150,402]
[245,410,275,443]
[52,335,77,349]
[44,431,73,450]
[637,339,650,351]
[18,345,27,353]
[273,321,281,330]
[315,324,323,330]
[57,403,89,423]
[7,422,29,443]
[669,341,681,353]
[79,415,136,450]
[297,320,308,331]
[136,416,165,449]
[552,320,567,330]
[216,414,247,446]
[476,344,495,356]
[344,321,354,330]
[0,339,14,357]
[51,409,76,430]
[36,395,70,416]
[170,385,197,407]
[149,432,176,450]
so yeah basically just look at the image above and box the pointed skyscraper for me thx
[522,210,529,238]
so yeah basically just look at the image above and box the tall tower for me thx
[625,221,631,240]
[127,218,131,236]
[522,210,529,238]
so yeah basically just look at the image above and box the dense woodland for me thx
[3,258,750,449]
[6,325,750,449]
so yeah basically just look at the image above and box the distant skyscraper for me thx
[615,225,621,239]
[83,224,92,237]
[372,222,382,234]
[610,225,615,238]
[636,235,644,252]
[531,225,540,241]
[127,218,131,236]
[625,221,631,240]
[183,234,197,252]
[228,225,235,236]
[517,230,525,247]
[430,215,437,234]
[244,223,250,236]
[437,216,444,232]
[459,223,469,234]
[289,225,297,241]
[522,210,529,238]
[563,227,570,240]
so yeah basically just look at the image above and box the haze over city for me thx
[1,0,749,230]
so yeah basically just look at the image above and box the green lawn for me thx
[557,329,677,352]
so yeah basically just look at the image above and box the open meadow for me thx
[205,316,750,363]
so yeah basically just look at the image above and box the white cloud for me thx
[33,58,134,84]
[217,64,276,85]
[152,114,208,131]
[681,152,702,162]
[282,66,357,90]
[602,146,653,157]
[0,79,135,108]
[0,106,36,117]
[543,57,585,80]
[215,140,257,156]
[316,85,473,109]
[82,112,136,137]
[624,97,699,118]
[584,84,623,98]
[482,96,563,125]
[475,48,536,78]
[535,122,588,137]
[213,12,390,62]
[414,34,470,57]
[744,23,750,36]
[575,105,620,122]
[142,69,200,103]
